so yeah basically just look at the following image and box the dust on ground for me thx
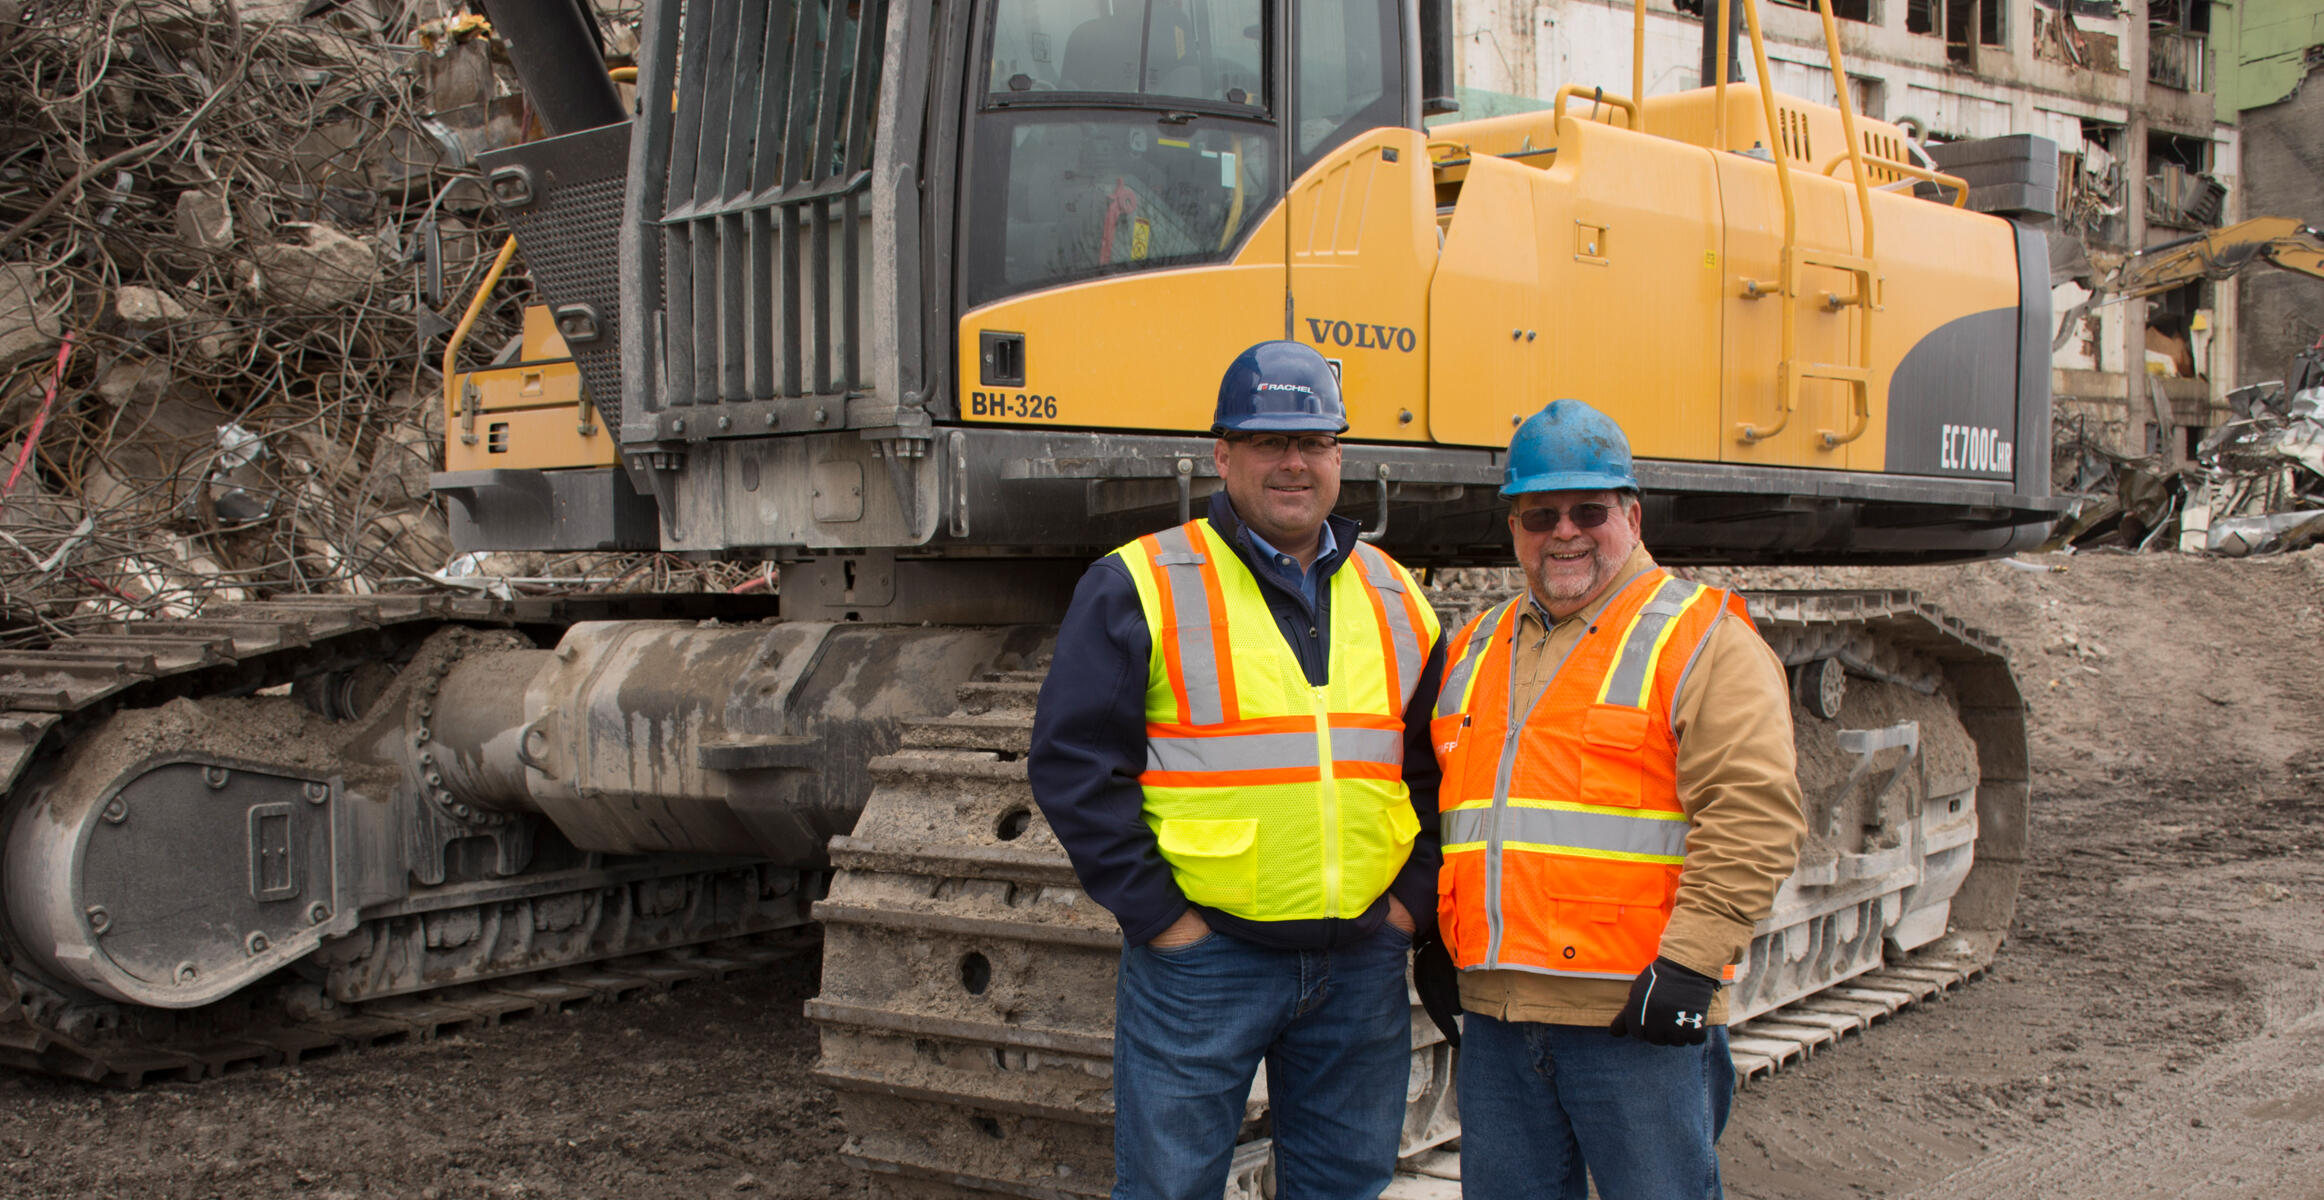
[3,550,2322,1199]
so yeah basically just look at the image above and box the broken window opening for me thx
[1917,0,2000,60]
[1776,0,1875,21]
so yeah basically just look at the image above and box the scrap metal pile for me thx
[2051,339,2324,557]
[0,0,736,645]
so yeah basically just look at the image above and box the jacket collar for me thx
[1203,489,1361,582]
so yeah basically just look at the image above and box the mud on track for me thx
[3,549,2321,1199]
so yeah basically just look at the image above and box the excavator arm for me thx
[2105,216,2324,301]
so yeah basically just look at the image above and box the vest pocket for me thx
[1576,703,1650,809]
[1384,799,1421,848]
[1156,818,1259,909]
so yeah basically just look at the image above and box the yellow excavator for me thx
[0,0,2055,1194]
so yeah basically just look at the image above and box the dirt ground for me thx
[3,549,2322,1199]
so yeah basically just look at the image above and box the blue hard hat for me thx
[1212,341,1349,434]
[1502,399,1640,496]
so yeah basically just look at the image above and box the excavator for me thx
[0,0,2058,1194]
[2103,215,2324,301]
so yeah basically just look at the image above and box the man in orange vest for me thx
[1425,399,1805,1199]
[1030,340,1446,1200]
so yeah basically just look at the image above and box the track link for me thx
[0,592,795,1087]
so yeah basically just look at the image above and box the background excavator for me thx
[2052,215,2324,362]
[2102,216,2324,302]
[0,0,2061,1194]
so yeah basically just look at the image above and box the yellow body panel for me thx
[1644,85,1917,176]
[444,309,619,472]
[955,206,1289,435]
[1429,116,1727,460]
[1286,128,1441,441]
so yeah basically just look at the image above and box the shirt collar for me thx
[1245,520,1336,574]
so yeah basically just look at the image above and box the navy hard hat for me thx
[1501,399,1640,496]
[1212,341,1349,434]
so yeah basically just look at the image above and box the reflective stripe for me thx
[1596,578,1705,708]
[1441,801,1688,861]
[1435,599,1516,720]
[1146,726,1401,773]
[1465,961,1639,982]
[1352,544,1423,703]
[1151,524,1226,725]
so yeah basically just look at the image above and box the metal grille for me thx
[479,122,634,428]
[649,0,888,409]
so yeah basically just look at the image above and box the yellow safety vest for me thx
[1112,519,1440,921]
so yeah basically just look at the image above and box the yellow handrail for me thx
[1809,0,1878,449]
[443,237,521,444]
[1713,0,1733,151]
[1632,0,1647,136]
[1735,0,1801,444]
[1552,84,1639,130]
[1822,153,1970,207]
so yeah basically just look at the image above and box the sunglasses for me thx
[1515,502,1615,533]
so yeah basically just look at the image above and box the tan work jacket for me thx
[1455,544,1806,1026]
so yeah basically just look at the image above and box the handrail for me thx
[1632,0,1647,136]
[1808,0,1879,449]
[1713,0,1734,151]
[1822,153,1969,207]
[1552,84,1639,130]
[1735,0,1801,444]
[443,237,521,447]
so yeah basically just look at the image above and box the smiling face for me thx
[1214,433,1342,557]
[1509,489,1642,619]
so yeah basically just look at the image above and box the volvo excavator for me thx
[0,0,2058,1193]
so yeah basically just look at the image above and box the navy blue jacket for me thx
[1028,490,1447,949]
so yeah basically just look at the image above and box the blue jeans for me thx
[1112,924,1413,1200]
[1457,1012,1733,1200]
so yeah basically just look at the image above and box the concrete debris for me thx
[173,189,233,251]
[0,264,67,372]
[249,223,383,307]
[114,286,190,326]
[2049,341,2324,557]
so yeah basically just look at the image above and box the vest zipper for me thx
[1484,608,1596,969]
[1314,685,1339,918]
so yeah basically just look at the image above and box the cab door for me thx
[1282,0,1436,443]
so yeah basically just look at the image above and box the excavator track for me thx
[809,588,2027,1197]
[0,592,813,1088]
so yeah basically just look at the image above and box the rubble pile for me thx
[2050,340,2324,557]
[0,0,732,642]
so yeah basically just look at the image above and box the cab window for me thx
[1291,0,1401,171]
[988,0,1265,106]
[963,113,1277,308]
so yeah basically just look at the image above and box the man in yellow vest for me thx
[1426,399,1805,1199]
[1030,340,1447,1200]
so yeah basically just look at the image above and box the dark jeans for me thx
[1111,924,1413,1200]
[1457,1011,1733,1200]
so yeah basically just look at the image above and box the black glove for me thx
[1607,956,1718,1046]
[1411,930,1463,1049]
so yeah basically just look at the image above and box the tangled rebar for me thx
[0,0,734,646]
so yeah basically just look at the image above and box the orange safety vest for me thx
[1112,519,1439,921]
[1431,569,1749,979]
